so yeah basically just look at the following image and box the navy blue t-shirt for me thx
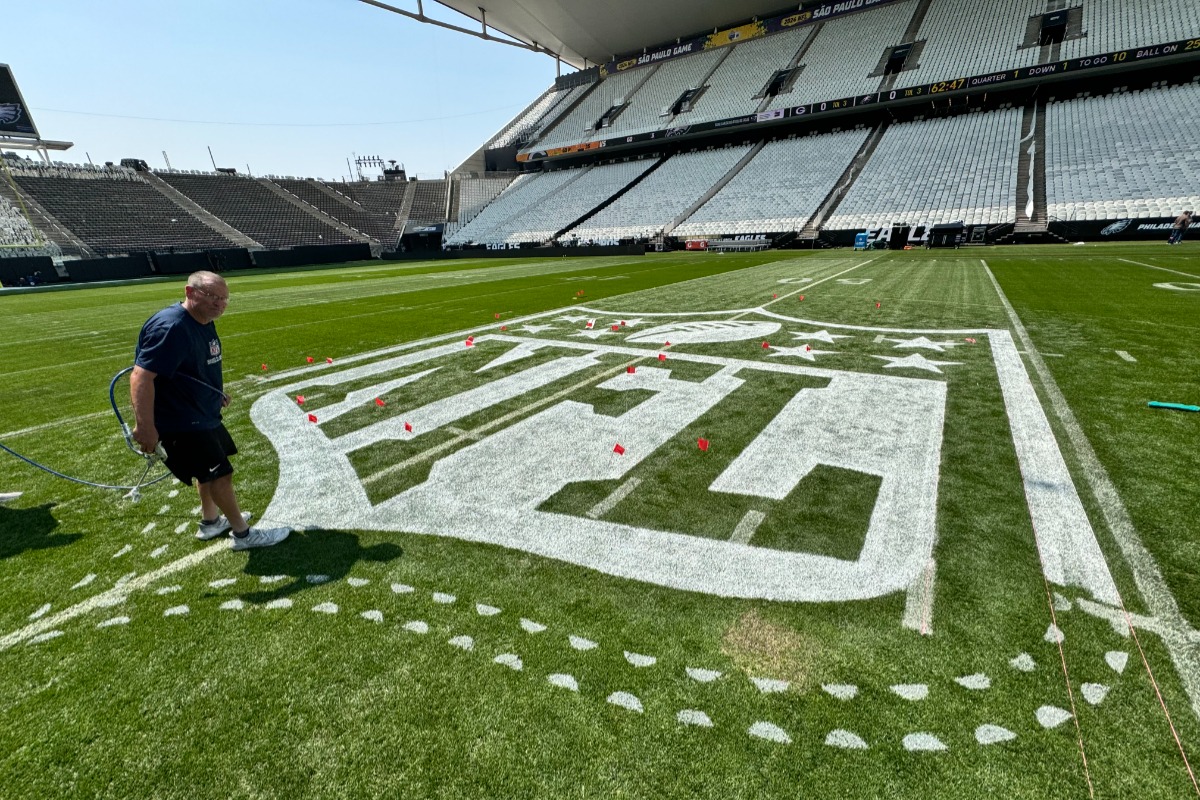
[135,303,224,432]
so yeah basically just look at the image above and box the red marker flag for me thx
[585,320,594,329]
[875,302,881,309]
[664,341,671,347]
[799,295,805,301]
[620,321,627,327]
[261,363,268,371]
[326,357,334,364]
[296,395,305,405]
[500,325,508,331]
[762,342,770,349]
[627,366,636,374]
[965,337,977,344]
[307,413,318,423]
[772,294,777,299]
[494,313,501,319]
[404,421,413,432]
[306,356,314,364]
[611,325,619,331]
[375,398,385,407]
[806,345,812,352]
[657,353,667,361]
[612,443,625,455]
[465,339,474,347]
[697,438,709,452]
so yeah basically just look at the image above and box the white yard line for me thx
[1115,350,1137,363]
[734,259,879,319]
[0,542,227,651]
[1,411,111,439]
[586,477,642,520]
[982,259,1200,720]
[1118,258,1200,279]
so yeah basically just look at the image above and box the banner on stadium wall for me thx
[522,37,1200,162]
[1051,216,1194,241]
[598,0,903,77]
[0,64,39,138]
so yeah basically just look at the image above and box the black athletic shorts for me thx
[159,424,238,486]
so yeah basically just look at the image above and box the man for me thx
[131,271,288,550]
[1169,210,1192,245]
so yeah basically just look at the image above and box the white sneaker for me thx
[230,526,290,551]
[196,512,253,541]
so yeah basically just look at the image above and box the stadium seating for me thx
[10,164,235,256]
[824,108,1022,230]
[683,26,814,123]
[0,196,60,258]
[406,180,449,225]
[569,145,752,240]
[327,180,408,220]
[893,0,1041,90]
[488,86,583,149]
[599,49,726,137]
[1060,0,1200,59]
[274,179,396,242]
[455,176,517,225]
[447,159,655,245]
[1044,83,1200,221]
[158,172,354,249]
[765,0,919,109]
[536,69,651,150]
[674,130,870,236]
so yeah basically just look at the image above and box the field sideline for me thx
[1,245,1197,798]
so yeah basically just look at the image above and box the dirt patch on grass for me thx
[721,608,820,691]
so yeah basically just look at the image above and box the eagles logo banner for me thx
[0,65,39,137]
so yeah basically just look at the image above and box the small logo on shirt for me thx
[208,465,220,473]
[209,339,221,357]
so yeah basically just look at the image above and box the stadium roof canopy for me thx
[361,0,794,70]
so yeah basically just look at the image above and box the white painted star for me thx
[573,328,613,340]
[874,353,961,373]
[789,330,851,344]
[520,324,555,334]
[884,336,964,352]
[616,318,644,328]
[556,315,590,323]
[768,345,831,362]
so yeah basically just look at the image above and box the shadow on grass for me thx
[236,528,402,602]
[0,504,82,560]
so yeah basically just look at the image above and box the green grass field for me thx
[1,245,1198,798]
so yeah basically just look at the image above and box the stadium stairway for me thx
[664,141,765,236]
[800,120,891,240]
[556,155,666,240]
[309,179,372,214]
[260,178,375,245]
[0,177,93,258]
[1013,99,1049,231]
[142,171,260,249]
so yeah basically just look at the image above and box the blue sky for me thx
[3,0,560,180]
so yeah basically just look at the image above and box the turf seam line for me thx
[586,477,642,520]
